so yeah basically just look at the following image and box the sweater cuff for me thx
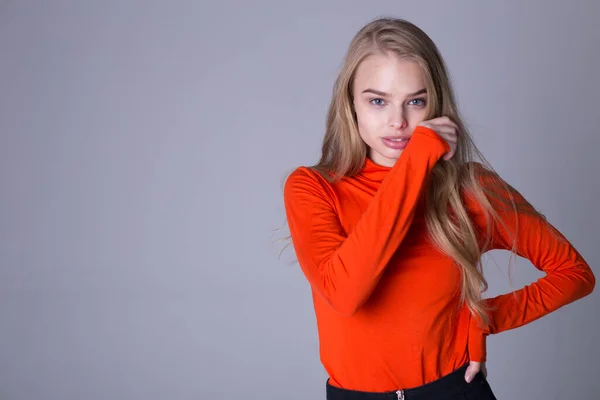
[468,314,488,362]
[412,125,452,154]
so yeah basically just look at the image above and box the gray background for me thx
[1,1,598,399]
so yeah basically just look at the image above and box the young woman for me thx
[282,17,595,399]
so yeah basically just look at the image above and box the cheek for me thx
[355,106,385,133]
[408,107,428,124]
[404,110,426,129]
[354,105,369,133]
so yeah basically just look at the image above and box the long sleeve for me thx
[466,168,595,361]
[283,126,450,316]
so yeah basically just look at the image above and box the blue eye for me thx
[409,98,427,107]
[369,98,386,106]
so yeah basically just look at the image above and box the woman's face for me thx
[352,53,429,167]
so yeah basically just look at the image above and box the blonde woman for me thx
[282,17,595,400]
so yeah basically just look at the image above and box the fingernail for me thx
[465,374,472,383]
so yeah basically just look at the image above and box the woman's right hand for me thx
[418,116,459,160]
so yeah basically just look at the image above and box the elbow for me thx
[582,267,596,296]
[321,290,363,317]
[313,262,365,316]
[570,264,596,300]
[330,300,361,317]
[312,257,369,317]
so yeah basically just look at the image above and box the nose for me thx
[390,106,408,130]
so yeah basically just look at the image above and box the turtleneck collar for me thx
[357,156,392,183]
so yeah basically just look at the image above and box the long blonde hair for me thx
[281,17,542,325]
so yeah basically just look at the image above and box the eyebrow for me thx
[361,88,427,97]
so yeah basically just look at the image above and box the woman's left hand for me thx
[464,360,487,383]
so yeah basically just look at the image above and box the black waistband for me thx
[326,363,485,400]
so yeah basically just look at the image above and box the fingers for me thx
[464,360,481,383]
[419,116,458,130]
[418,116,459,161]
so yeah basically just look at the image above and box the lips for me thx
[381,136,410,150]
[382,135,410,141]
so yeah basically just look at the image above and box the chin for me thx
[381,146,404,158]
[371,147,402,165]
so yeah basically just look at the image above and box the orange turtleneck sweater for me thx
[283,125,595,392]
